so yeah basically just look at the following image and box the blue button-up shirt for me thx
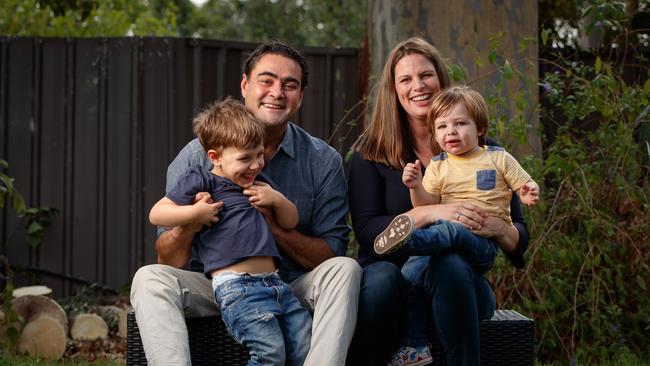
[162,122,351,282]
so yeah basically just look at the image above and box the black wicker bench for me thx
[127,309,534,365]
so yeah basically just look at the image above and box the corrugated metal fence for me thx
[0,37,361,297]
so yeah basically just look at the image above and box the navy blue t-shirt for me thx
[166,165,282,274]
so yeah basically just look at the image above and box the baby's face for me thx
[214,144,265,188]
[433,103,480,156]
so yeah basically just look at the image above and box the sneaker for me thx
[388,345,433,366]
[374,214,414,255]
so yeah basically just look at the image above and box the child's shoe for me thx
[388,345,433,366]
[374,214,414,255]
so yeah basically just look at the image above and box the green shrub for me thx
[487,5,650,364]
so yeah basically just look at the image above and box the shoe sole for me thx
[404,358,433,366]
[374,214,414,255]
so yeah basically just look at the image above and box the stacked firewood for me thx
[1,286,129,360]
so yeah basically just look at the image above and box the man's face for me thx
[241,54,304,129]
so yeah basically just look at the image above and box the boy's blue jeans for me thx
[213,272,312,366]
[400,220,498,348]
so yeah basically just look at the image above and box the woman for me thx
[348,37,529,365]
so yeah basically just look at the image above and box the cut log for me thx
[70,313,108,340]
[118,307,129,339]
[17,315,67,360]
[97,305,128,338]
[13,285,52,298]
[12,295,68,333]
[11,295,68,360]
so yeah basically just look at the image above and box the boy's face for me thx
[433,103,483,156]
[210,145,265,188]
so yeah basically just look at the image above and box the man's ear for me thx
[241,74,249,99]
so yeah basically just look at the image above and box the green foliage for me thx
[192,0,366,47]
[0,160,59,354]
[0,160,59,250]
[0,160,26,216]
[0,0,180,36]
[486,4,650,363]
[0,258,21,356]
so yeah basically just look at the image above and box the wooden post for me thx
[366,0,540,156]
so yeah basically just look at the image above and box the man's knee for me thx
[130,264,185,306]
[326,256,362,284]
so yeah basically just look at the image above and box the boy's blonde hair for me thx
[192,97,265,152]
[427,86,488,155]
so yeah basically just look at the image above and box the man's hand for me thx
[402,160,423,189]
[518,181,540,207]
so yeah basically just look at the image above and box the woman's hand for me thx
[408,202,487,230]
[471,216,519,253]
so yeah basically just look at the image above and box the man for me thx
[130,40,361,366]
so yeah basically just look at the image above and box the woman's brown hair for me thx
[353,37,451,169]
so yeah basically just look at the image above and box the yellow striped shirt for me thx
[422,146,532,223]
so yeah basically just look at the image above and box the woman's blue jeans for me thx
[214,273,312,366]
[400,221,498,365]
[347,260,404,365]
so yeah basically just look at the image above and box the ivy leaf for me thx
[27,220,43,235]
[502,60,513,80]
[637,275,647,290]
[12,193,25,215]
[595,56,602,73]
[541,28,549,46]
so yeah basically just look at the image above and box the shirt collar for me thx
[276,122,297,159]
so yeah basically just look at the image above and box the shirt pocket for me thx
[476,170,496,191]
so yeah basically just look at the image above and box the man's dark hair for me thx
[243,40,309,90]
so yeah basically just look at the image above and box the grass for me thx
[0,355,123,365]
[536,350,650,366]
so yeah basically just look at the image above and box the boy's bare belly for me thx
[211,256,276,277]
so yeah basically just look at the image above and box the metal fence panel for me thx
[0,37,361,297]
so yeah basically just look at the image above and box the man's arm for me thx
[265,147,349,270]
[267,220,335,270]
[155,225,197,268]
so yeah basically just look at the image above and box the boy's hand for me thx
[244,181,281,208]
[403,160,423,189]
[519,181,540,206]
[193,194,223,226]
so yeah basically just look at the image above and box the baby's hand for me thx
[402,160,423,189]
[244,181,280,208]
[194,194,222,226]
[519,181,540,206]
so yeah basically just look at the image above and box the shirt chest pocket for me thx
[476,170,496,190]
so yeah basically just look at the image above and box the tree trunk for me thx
[366,0,540,156]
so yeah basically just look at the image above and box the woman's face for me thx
[393,53,441,124]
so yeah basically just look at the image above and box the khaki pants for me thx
[130,257,361,365]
